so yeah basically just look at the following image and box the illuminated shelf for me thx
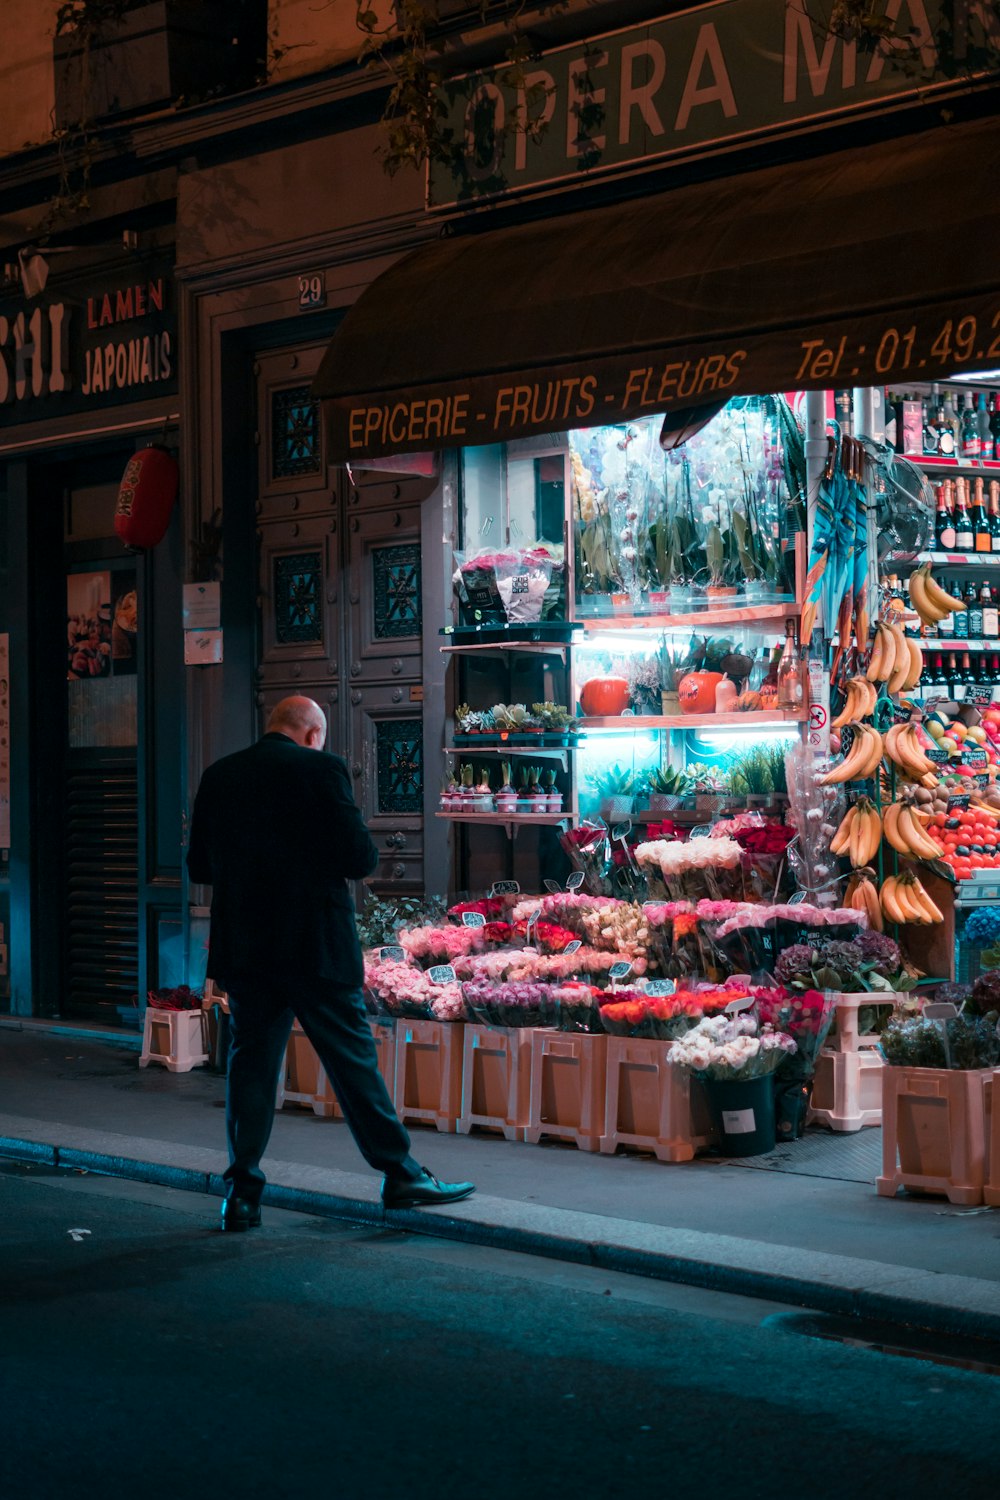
[444,744,569,762]
[577,601,799,632]
[886,551,1000,569]
[436,811,570,826]
[909,455,1000,472]
[576,709,807,731]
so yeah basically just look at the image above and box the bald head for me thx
[267,696,327,750]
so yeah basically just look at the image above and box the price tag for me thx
[966,683,994,705]
[621,707,635,717]
[526,909,540,938]
[787,891,809,906]
[462,911,486,927]
[427,965,457,984]
[947,794,971,812]
[490,880,521,896]
[378,945,405,963]
[544,879,562,894]
[566,871,585,891]
[608,961,633,981]
[975,773,990,789]
[689,824,711,838]
[961,748,988,768]
[642,978,676,996]
[611,820,633,841]
[926,747,950,764]
[725,995,756,1015]
[563,939,582,955]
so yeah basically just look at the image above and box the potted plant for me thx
[495,761,517,814]
[620,652,662,717]
[475,766,493,811]
[643,764,692,813]
[588,764,635,822]
[727,746,774,808]
[658,641,686,716]
[704,522,740,600]
[542,768,562,812]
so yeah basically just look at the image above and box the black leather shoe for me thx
[381,1169,475,1210]
[220,1196,262,1232]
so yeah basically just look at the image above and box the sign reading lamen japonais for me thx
[428,0,999,206]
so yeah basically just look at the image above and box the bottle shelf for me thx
[886,551,1000,569]
[921,639,1000,651]
[576,709,807,732]
[907,455,1000,472]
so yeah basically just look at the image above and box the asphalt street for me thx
[2,1159,999,1500]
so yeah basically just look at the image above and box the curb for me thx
[4,1130,1000,1345]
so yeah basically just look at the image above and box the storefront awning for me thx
[314,116,1000,462]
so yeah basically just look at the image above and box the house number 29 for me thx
[298,272,326,310]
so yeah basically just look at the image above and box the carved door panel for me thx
[345,479,430,895]
[255,344,341,741]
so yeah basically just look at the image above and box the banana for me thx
[908,875,944,924]
[895,875,931,924]
[831,806,855,856]
[860,725,885,777]
[879,876,907,924]
[896,804,943,860]
[884,723,935,779]
[865,626,886,683]
[848,872,884,931]
[874,623,897,684]
[908,569,950,627]
[820,724,872,784]
[902,636,923,691]
[886,620,911,694]
[881,801,909,855]
[832,681,861,730]
[922,567,965,616]
[861,801,883,864]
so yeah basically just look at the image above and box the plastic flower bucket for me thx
[697,1073,777,1157]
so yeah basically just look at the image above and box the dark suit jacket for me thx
[186,732,378,989]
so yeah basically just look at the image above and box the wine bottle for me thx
[990,480,1000,552]
[946,651,960,693]
[961,392,982,460]
[935,482,956,549]
[987,586,1000,640]
[990,392,1000,461]
[978,392,993,461]
[952,582,969,639]
[776,621,806,710]
[968,581,984,639]
[979,581,995,640]
[974,477,991,552]
[923,390,940,456]
[954,479,974,549]
[940,390,959,456]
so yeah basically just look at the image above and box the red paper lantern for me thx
[114,445,178,550]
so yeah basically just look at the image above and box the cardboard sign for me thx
[563,939,582,955]
[947,794,971,812]
[608,961,633,981]
[961,748,988,768]
[725,995,756,1015]
[926,747,950,764]
[566,871,585,890]
[490,880,521,896]
[462,911,486,927]
[965,683,994,706]
[427,964,457,984]
[378,945,405,963]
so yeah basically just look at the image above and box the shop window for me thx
[66,567,138,748]
[273,551,323,645]
[372,543,422,638]
[271,385,322,479]
[375,718,423,814]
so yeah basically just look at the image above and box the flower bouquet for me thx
[559,822,615,896]
[551,982,605,1034]
[365,959,466,1021]
[462,979,557,1029]
[399,924,484,965]
[634,834,744,904]
[453,547,559,626]
[724,815,795,901]
[667,1011,797,1157]
[881,1008,1000,1070]
[753,986,837,1138]
[598,986,735,1040]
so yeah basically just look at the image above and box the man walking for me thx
[187,695,474,1230]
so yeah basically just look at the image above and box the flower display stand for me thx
[600,1038,713,1162]
[808,995,885,1133]
[139,1005,209,1073]
[876,1066,994,1206]
[983,1072,999,1207]
[525,1032,607,1152]
[369,1019,397,1099]
[280,1021,342,1119]
[458,1024,533,1141]
[392,1019,463,1133]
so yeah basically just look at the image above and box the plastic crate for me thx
[600,1037,713,1162]
[139,1005,209,1074]
[280,1021,342,1118]
[525,1031,607,1152]
[877,1065,993,1206]
[392,1019,463,1133]
[458,1024,533,1141]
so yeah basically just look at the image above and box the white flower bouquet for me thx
[666,1013,796,1081]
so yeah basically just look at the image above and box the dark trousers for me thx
[223,974,421,1203]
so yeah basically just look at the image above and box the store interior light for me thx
[696,727,799,753]
[947,369,1000,383]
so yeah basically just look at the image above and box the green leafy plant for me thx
[762,742,789,794]
[587,764,635,799]
[356,892,448,949]
[881,1010,1000,1070]
[727,747,774,797]
[646,764,692,796]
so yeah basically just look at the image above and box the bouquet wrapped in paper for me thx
[462,979,557,1029]
[634,834,744,904]
[666,1012,796,1080]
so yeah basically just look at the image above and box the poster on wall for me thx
[0,632,9,849]
[67,570,136,680]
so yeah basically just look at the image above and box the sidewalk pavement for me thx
[2,1019,999,1342]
